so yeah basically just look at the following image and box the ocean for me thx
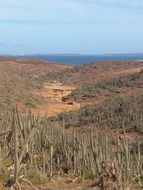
[24,54,143,65]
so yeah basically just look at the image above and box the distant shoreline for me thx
[1,54,143,65]
[19,54,143,65]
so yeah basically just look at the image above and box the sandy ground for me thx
[35,82,80,116]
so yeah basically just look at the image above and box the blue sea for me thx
[24,54,143,65]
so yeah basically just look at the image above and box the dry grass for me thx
[0,57,72,112]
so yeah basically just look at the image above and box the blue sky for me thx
[0,0,143,55]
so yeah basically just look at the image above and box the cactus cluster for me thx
[0,107,142,189]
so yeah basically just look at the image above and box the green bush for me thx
[67,71,143,99]
[58,94,143,132]
[24,96,43,108]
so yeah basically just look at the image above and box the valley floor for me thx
[34,82,80,116]
[33,65,143,117]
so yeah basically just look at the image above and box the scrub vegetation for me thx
[0,58,143,189]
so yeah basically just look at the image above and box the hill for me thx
[0,56,72,111]
[43,60,143,86]
[0,56,72,75]
[62,70,143,103]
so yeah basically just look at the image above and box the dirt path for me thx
[35,82,80,116]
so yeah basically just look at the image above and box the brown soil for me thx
[0,56,73,111]
[35,82,80,116]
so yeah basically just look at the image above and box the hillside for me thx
[58,93,143,131]
[0,58,143,189]
[0,56,72,75]
[63,70,143,103]
[43,60,143,86]
[0,56,72,111]
[1,58,143,115]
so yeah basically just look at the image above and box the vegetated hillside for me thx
[0,58,143,189]
[63,70,143,103]
[0,56,71,110]
[58,93,143,133]
[43,60,143,86]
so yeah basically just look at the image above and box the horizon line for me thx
[1,52,143,57]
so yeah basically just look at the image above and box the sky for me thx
[0,0,143,55]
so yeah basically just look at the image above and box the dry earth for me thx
[34,63,143,116]
[35,82,80,116]
[0,56,73,112]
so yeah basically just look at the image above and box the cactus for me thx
[0,107,142,189]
